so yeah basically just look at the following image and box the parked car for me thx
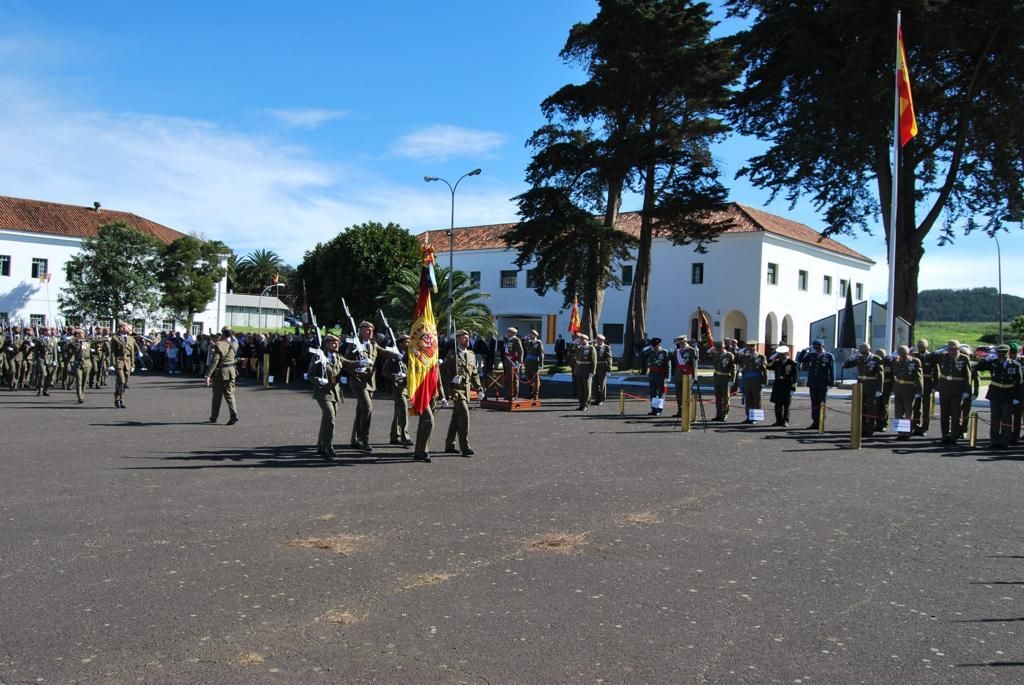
[283,314,304,327]
[973,345,992,360]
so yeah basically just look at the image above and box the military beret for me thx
[1010,342,1020,352]
[455,329,469,337]
[996,344,1010,352]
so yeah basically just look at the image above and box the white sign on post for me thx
[893,419,912,433]
[748,408,765,422]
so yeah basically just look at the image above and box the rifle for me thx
[377,308,398,348]
[307,306,328,380]
[341,298,367,361]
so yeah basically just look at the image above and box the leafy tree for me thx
[295,222,421,330]
[726,0,1024,326]
[917,287,1024,322]
[525,0,738,364]
[383,265,496,338]
[59,222,162,326]
[157,235,229,330]
[235,248,284,293]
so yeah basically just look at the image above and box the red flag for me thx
[568,296,581,335]
[406,248,439,415]
[897,27,918,146]
[697,308,714,348]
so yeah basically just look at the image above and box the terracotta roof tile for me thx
[0,195,187,245]
[417,202,873,263]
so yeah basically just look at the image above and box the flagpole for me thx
[885,11,901,353]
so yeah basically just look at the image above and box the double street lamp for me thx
[258,282,286,333]
[425,168,482,338]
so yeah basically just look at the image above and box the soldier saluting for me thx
[933,339,972,444]
[643,337,670,416]
[708,340,736,422]
[592,333,613,406]
[843,343,884,437]
[891,345,924,440]
[502,327,524,399]
[977,344,1022,449]
[797,339,834,429]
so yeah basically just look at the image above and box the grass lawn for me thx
[912,321,1014,350]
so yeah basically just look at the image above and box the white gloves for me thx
[914,393,921,399]
[874,391,882,398]
[317,377,328,386]
[451,375,463,386]
[962,392,970,400]
[1014,399,1021,406]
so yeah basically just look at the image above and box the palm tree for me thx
[236,249,283,293]
[384,265,495,338]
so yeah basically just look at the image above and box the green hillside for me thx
[916,287,1024,322]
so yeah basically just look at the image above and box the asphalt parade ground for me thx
[2,374,1023,684]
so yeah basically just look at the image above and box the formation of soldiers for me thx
[2,323,149,405]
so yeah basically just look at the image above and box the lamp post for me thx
[258,282,286,333]
[996,235,1004,344]
[424,168,482,338]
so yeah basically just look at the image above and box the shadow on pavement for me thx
[120,443,422,470]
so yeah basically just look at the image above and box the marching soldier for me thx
[593,333,613,406]
[502,327,524,399]
[842,343,884,437]
[109,323,136,408]
[573,333,597,411]
[708,340,736,422]
[977,344,1023,449]
[309,334,345,458]
[797,339,834,429]
[911,339,937,436]
[70,328,93,404]
[34,327,59,396]
[442,329,483,459]
[6,325,25,391]
[768,345,798,427]
[342,321,380,452]
[643,337,670,416]
[205,327,240,425]
[934,339,972,444]
[672,336,696,419]
[523,329,544,400]
[891,345,924,440]
[384,334,413,447]
[741,341,768,424]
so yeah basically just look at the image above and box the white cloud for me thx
[0,78,520,266]
[267,108,348,129]
[392,124,505,161]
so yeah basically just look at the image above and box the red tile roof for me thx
[0,195,187,245]
[417,202,873,263]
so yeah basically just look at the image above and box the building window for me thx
[621,264,633,285]
[0,255,10,277]
[839,279,848,297]
[192,322,203,336]
[692,262,704,285]
[855,282,863,300]
[162,320,175,331]
[97,319,112,330]
[526,268,543,290]
[823,275,832,295]
[798,270,808,291]
[469,271,481,289]
[602,323,624,345]
[500,270,518,289]
[30,314,46,327]
[766,263,778,286]
[31,258,48,279]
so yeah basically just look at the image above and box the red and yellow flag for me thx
[568,296,581,335]
[897,27,918,147]
[406,247,439,415]
[697,308,714,348]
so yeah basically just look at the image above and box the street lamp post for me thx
[425,168,482,338]
[258,282,286,333]
[996,235,1004,344]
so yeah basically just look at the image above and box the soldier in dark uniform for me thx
[768,345,798,426]
[442,329,483,458]
[309,334,345,458]
[708,340,736,422]
[593,333,613,406]
[1009,342,1023,444]
[741,341,767,424]
[797,339,834,429]
[109,323,136,408]
[960,344,980,433]
[891,345,924,440]
[523,329,545,400]
[341,321,381,452]
[875,349,894,432]
[205,327,240,425]
[555,334,566,365]
[643,337,670,416]
[573,333,597,411]
[383,334,413,447]
[911,339,937,436]
[502,327,524,399]
[843,343,884,437]
[933,340,972,444]
[978,344,1023,449]
[672,336,696,419]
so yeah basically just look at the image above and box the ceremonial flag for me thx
[568,296,581,335]
[896,27,918,147]
[697,307,714,348]
[272,273,280,285]
[407,247,440,415]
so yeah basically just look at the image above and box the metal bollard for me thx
[681,380,691,432]
[819,404,826,433]
[262,351,270,387]
[969,412,978,448]
[619,389,625,416]
[849,384,862,449]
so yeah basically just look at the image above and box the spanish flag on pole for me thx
[896,26,918,146]
[568,296,581,335]
[406,246,440,415]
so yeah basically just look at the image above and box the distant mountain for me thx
[917,287,1024,321]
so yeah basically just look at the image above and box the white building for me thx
[224,292,290,330]
[419,203,875,354]
[0,195,227,334]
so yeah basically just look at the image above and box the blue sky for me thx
[0,0,1018,298]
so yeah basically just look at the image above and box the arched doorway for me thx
[782,314,794,346]
[722,310,748,343]
[764,312,778,348]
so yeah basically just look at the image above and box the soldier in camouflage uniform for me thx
[891,345,924,440]
[109,323,136,408]
[6,325,25,391]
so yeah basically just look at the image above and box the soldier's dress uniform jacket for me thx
[342,339,380,447]
[911,348,938,434]
[523,338,545,400]
[71,338,94,403]
[503,335,525,399]
[206,338,240,422]
[709,349,737,421]
[842,352,884,436]
[978,355,1023,448]
[891,356,924,439]
[797,348,834,427]
[110,334,137,404]
[443,345,482,454]
[769,357,798,425]
[741,352,768,416]
[933,350,972,441]
[593,343,614,405]
[309,350,345,454]
[573,342,598,410]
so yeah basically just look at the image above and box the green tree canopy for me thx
[295,222,421,330]
[59,222,162,326]
[157,235,229,329]
[383,265,495,339]
[726,0,1024,324]
[235,249,285,293]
